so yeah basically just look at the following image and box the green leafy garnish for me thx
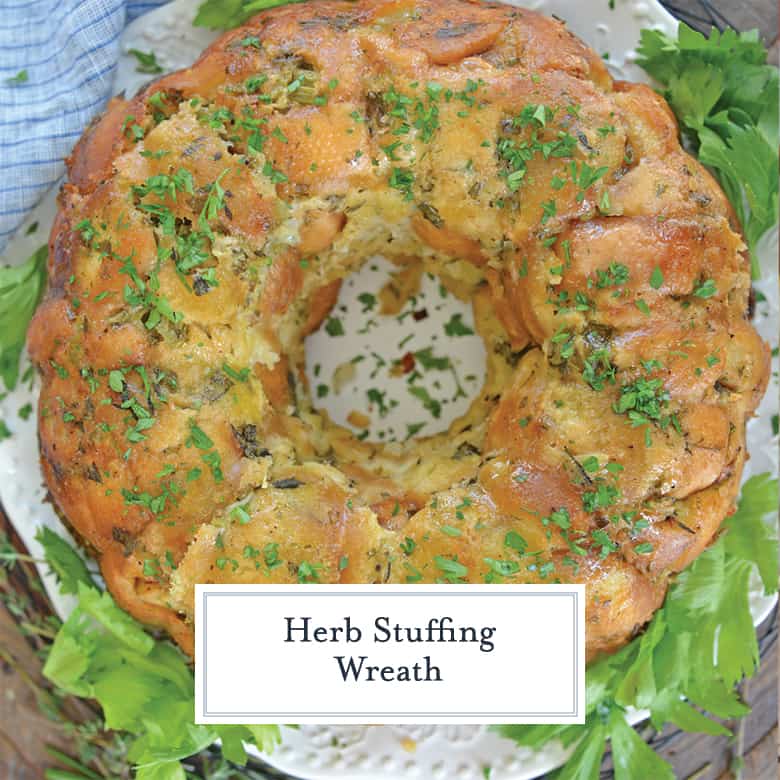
[414,347,451,371]
[408,384,442,419]
[40,529,280,779]
[5,69,28,85]
[434,554,468,583]
[693,278,717,298]
[636,24,778,278]
[495,473,778,777]
[443,312,474,337]
[324,316,344,337]
[128,48,164,75]
[0,245,47,391]
[720,471,778,594]
[194,0,306,30]
[36,526,96,595]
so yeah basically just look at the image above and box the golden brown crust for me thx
[28,0,768,662]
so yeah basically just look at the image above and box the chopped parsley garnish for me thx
[542,507,571,531]
[389,167,415,200]
[693,279,717,298]
[108,370,124,393]
[496,104,577,193]
[357,292,376,312]
[408,385,441,419]
[582,481,620,513]
[118,252,182,330]
[400,537,416,555]
[591,262,629,289]
[0,245,47,390]
[263,543,283,570]
[434,554,468,583]
[186,420,223,482]
[198,170,229,238]
[245,74,268,93]
[569,161,608,196]
[613,373,678,446]
[5,69,28,85]
[262,159,288,183]
[128,49,164,74]
[405,422,427,439]
[443,313,474,337]
[582,349,616,391]
[414,347,450,371]
[222,363,250,382]
[297,560,323,583]
[504,531,528,554]
[174,230,210,274]
[484,558,520,577]
[324,316,344,336]
[133,169,194,201]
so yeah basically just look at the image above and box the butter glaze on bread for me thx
[29,0,768,660]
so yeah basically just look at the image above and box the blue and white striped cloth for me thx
[0,0,167,252]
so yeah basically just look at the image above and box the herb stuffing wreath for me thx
[0,1,776,779]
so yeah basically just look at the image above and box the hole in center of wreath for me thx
[304,256,486,443]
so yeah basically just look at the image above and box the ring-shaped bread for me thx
[28,0,769,660]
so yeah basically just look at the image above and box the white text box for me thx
[195,584,585,725]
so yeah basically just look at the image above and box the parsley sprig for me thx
[496,473,778,777]
[194,0,306,29]
[37,527,281,780]
[0,245,47,391]
[637,24,778,278]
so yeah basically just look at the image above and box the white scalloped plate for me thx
[0,1,777,779]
